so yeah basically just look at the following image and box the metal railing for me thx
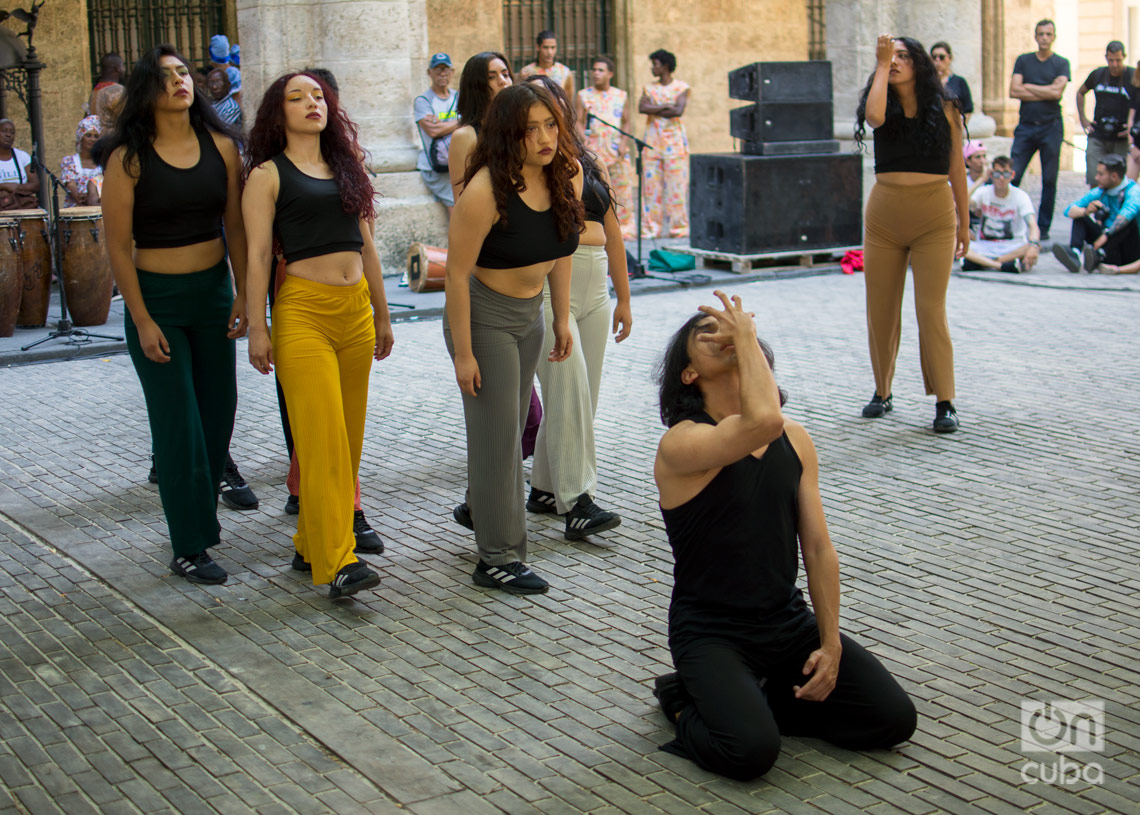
[807,0,826,61]
[87,0,227,77]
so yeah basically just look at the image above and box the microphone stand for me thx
[21,149,121,350]
[585,110,654,278]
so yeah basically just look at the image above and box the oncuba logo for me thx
[1020,700,1105,786]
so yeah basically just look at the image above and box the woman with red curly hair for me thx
[446,82,584,595]
[242,72,395,600]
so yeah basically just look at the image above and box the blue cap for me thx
[429,53,452,68]
[209,34,230,63]
[229,43,240,67]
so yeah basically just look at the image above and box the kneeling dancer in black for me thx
[652,292,917,780]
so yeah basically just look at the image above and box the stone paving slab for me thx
[0,271,1138,813]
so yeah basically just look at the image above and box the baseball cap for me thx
[429,53,452,68]
[963,140,986,160]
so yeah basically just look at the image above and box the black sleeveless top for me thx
[133,128,227,248]
[582,169,609,223]
[662,413,816,651]
[475,188,580,269]
[873,114,951,175]
[271,153,364,264]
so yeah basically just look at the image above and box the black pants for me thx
[1010,118,1063,236]
[667,631,916,781]
[1070,217,1140,266]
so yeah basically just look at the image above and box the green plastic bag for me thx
[648,248,697,272]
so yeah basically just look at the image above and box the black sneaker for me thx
[453,502,474,530]
[1082,244,1104,273]
[999,261,1018,274]
[653,673,692,722]
[933,401,959,433]
[284,494,299,515]
[353,510,384,554]
[219,455,259,510]
[291,552,312,573]
[472,560,549,595]
[328,561,380,599]
[564,494,621,541]
[148,455,158,484]
[526,487,559,514]
[1052,244,1082,274]
[960,258,985,271]
[170,551,227,585]
[862,393,893,418]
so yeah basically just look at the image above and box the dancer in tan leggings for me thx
[855,34,969,433]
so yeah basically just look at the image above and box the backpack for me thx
[426,94,458,173]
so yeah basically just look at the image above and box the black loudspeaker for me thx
[730,102,832,143]
[728,61,833,103]
[740,139,839,156]
[689,153,863,255]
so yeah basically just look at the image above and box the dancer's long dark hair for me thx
[524,74,615,212]
[854,37,963,157]
[98,44,234,173]
[244,72,376,220]
[457,51,513,131]
[463,82,583,242]
[656,314,786,428]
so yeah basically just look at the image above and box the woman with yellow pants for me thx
[244,71,394,599]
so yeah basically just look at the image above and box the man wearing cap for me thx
[414,53,459,212]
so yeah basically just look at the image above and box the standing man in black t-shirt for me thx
[1076,41,1132,187]
[1009,19,1071,240]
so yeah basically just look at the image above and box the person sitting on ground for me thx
[207,67,242,130]
[963,141,989,234]
[961,155,1040,272]
[1053,154,1140,273]
[0,118,38,210]
[60,115,103,207]
[651,292,917,781]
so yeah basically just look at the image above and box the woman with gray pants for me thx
[444,82,584,595]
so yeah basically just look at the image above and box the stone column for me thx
[982,0,1013,136]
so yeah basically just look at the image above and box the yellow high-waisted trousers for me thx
[273,274,374,585]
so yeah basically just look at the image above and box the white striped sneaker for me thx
[564,494,620,541]
[472,560,549,595]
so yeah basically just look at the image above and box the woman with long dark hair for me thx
[243,71,394,600]
[448,51,513,196]
[101,45,247,585]
[855,35,968,433]
[445,82,583,595]
[522,74,632,539]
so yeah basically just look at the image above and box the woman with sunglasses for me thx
[930,42,973,125]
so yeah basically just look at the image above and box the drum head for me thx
[60,206,103,220]
[7,208,47,219]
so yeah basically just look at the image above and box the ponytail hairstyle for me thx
[244,72,376,220]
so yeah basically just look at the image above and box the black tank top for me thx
[133,128,227,248]
[873,114,951,175]
[271,153,364,264]
[582,169,609,223]
[662,413,816,650]
[475,188,580,269]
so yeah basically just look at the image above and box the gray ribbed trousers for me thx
[444,276,544,566]
[531,244,612,513]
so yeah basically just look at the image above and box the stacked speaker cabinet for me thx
[690,60,863,256]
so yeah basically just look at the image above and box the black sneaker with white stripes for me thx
[219,454,259,510]
[564,493,620,541]
[353,510,384,554]
[472,560,549,595]
[169,551,227,585]
[526,487,559,514]
[328,561,380,599]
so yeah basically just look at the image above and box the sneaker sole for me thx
[565,515,621,541]
[933,423,959,434]
[220,492,259,511]
[471,570,550,595]
[354,537,385,555]
[284,501,299,516]
[1052,244,1082,274]
[170,566,228,585]
[328,571,381,599]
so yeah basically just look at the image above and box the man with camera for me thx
[1076,41,1133,188]
[1053,154,1140,273]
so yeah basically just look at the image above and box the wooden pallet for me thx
[670,245,859,274]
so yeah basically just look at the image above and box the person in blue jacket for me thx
[1053,154,1140,273]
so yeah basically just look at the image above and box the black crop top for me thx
[582,170,609,223]
[475,189,580,269]
[271,153,364,264]
[133,128,227,248]
[873,115,950,175]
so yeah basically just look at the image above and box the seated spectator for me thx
[964,141,989,234]
[87,53,124,116]
[962,155,1040,272]
[207,68,242,130]
[931,42,973,124]
[415,53,459,212]
[1053,154,1140,273]
[60,115,103,208]
[0,118,38,210]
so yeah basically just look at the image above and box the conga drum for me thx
[12,208,51,327]
[406,242,446,292]
[59,206,113,326]
[0,218,20,337]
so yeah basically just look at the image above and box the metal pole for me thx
[23,44,47,209]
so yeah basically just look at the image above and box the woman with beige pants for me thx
[856,34,970,433]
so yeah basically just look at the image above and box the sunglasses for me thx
[932,53,949,60]
[992,171,1012,178]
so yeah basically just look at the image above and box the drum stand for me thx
[21,157,121,351]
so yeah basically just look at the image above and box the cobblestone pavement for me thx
[1,269,1138,814]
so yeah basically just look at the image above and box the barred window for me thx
[807,0,826,61]
[503,0,612,91]
[87,0,229,77]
